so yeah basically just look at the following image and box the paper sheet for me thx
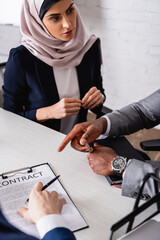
[0,163,88,238]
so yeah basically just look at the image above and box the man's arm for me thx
[42,228,76,240]
[0,182,76,240]
[107,89,160,137]
[122,159,160,199]
[58,89,160,152]
[87,144,160,199]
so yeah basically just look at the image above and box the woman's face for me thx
[42,0,77,41]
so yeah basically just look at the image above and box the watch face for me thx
[112,157,126,171]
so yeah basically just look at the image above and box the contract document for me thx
[0,163,88,238]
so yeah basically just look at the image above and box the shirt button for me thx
[141,194,151,200]
[131,192,138,198]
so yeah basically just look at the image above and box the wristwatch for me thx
[111,156,127,175]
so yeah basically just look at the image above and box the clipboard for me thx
[0,163,88,238]
[109,173,160,240]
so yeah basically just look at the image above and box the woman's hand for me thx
[49,98,82,119]
[82,87,104,110]
[36,98,82,122]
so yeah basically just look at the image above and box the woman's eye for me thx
[67,7,74,14]
[51,16,59,22]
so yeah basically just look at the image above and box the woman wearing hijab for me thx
[3,0,105,134]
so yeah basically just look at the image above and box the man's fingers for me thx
[17,207,27,218]
[57,124,88,152]
[71,137,93,152]
[80,132,91,145]
[93,142,99,147]
[57,129,78,152]
[80,126,98,145]
[17,207,33,223]
[79,137,88,145]
[33,181,43,191]
[58,198,66,213]
[57,122,96,152]
[93,142,105,149]
[51,191,58,198]
[59,197,66,206]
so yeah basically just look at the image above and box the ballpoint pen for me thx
[25,175,60,204]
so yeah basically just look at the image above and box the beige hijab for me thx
[20,0,98,68]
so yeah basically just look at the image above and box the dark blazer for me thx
[0,210,76,240]
[3,40,105,131]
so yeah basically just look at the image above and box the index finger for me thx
[29,182,43,200]
[66,98,82,103]
[82,87,97,103]
[33,182,43,192]
[57,128,79,152]
[57,123,89,152]
[71,137,93,152]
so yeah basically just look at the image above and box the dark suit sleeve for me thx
[3,48,37,121]
[43,227,76,240]
[0,210,37,240]
[0,210,76,240]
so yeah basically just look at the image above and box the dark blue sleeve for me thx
[0,210,37,240]
[0,210,76,240]
[3,48,36,121]
[43,227,76,240]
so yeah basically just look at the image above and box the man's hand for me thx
[57,117,107,152]
[17,182,66,224]
[87,143,118,176]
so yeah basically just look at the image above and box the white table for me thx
[0,108,145,240]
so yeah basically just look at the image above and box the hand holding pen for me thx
[25,175,60,204]
[17,179,66,224]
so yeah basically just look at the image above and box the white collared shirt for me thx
[36,214,67,238]
[54,67,80,134]
[97,115,111,140]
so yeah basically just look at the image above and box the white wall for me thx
[76,0,160,110]
[0,0,22,26]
